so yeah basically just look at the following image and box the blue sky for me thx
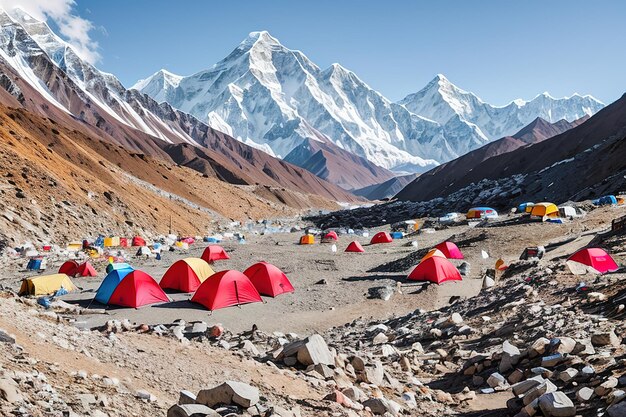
[69,0,624,104]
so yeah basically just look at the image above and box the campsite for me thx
[2,195,626,416]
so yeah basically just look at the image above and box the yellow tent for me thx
[19,273,77,296]
[67,241,82,251]
[421,248,446,262]
[182,258,214,284]
[299,234,315,245]
[530,202,559,219]
[104,237,121,247]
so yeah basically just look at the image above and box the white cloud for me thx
[0,0,101,63]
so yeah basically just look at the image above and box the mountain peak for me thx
[241,31,283,49]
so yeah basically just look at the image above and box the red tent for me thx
[76,262,97,277]
[132,236,146,247]
[435,241,464,259]
[345,241,365,253]
[370,232,393,244]
[108,270,169,308]
[323,231,338,241]
[58,260,79,277]
[566,248,619,275]
[243,262,294,297]
[159,258,214,293]
[407,256,462,285]
[201,245,230,263]
[191,270,262,311]
[119,238,129,247]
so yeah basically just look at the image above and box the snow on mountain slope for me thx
[137,32,603,172]
[136,31,440,172]
[400,74,604,142]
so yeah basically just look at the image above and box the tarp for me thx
[530,202,559,218]
[243,262,294,297]
[19,273,77,296]
[77,262,97,277]
[191,270,262,311]
[466,207,498,219]
[434,242,464,259]
[345,241,365,253]
[566,248,619,275]
[370,232,393,244]
[107,270,169,308]
[132,236,146,247]
[58,260,79,276]
[299,234,315,245]
[95,268,134,304]
[160,258,214,293]
[201,245,230,263]
[407,257,462,285]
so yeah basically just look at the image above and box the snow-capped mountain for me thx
[136,31,604,172]
[134,31,441,172]
[400,74,604,141]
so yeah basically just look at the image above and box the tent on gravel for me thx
[243,262,294,297]
[191,270,262,311]
[76,262,97,277]
[299,234,315,245]
[566,248,619,275]
[434,242,464,259]
[106,270,169,308]
[58,260,79,276]
[370,232,393,244]
[19,273,77,296]
[345,241,365,253]
[201,245,230,263]
[160,258,214,293]
[466,207,498,219]
[407,256,462,285]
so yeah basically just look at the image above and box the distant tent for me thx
[420,248,446,262]
[119,238,129,247]
[370,232,393,244]
[517,202,534,213]
[345,241,365,253]
[104,237,120,247]
[191,270,262,311]
[530,202,559,219]
[593,195,618,206]
[434,242,464,259]
[95,268,134,304]
[19,273,77,296]
[321,231,338,243]
[26,259,42,271]
[76,262,97,277]
[466,207,498,219]
[299,234,315,245]
[407,257,462,285]
[495,258,508,271]
[132,236,146,247]
[566,248,619,275]
[160,258,214,293]
[58,260,79,276]
[243,262,294,297]
[107,270,169,308]
[201,245,230,263]
[390,232,404,240]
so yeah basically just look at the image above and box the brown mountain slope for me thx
[0,104,342,246]
[0,59,359,204]
[283,138,395,190]
[395,116,587,202]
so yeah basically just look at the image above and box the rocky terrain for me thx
[0,203,624,416]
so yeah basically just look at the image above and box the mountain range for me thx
[135,31,604,175]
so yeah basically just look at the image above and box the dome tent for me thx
[191,270,262,311]
[160,258,214,293]
[408,257,462,285]
[243,262,294,297]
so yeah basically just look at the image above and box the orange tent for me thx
[299,234,315,245]
[421,248,446,262]
[408,256,462,285]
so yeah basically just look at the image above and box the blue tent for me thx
[518,202,534,212]
[95,268,133,304]
[593,195,618,206]
[26,259,42,270]
[105,262,132,274]
[390,232,404,239]
[94,235,105,247]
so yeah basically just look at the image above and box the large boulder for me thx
[537,391,576,417]
[167,404,220,417]
[196,381,259,408]
[296,334,335,366]
[500,340,521,373]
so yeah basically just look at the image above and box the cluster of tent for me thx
[90,246,294,310]
[299,231,397,253]
[58,260,97,277]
